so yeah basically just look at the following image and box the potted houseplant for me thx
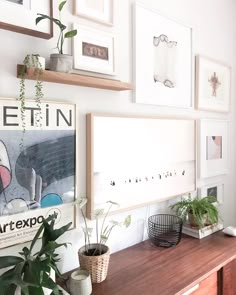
[18,53,44,147]
[0,212,72,294]
[170,194,219,229]
[77,198,131,283]
[36,0,77,73]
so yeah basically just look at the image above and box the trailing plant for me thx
[19,54,44,148]
[36,1,77,54]
[78,198,131,256]
[0,212,72,295]
[170,194,220,229]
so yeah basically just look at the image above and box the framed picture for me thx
[198,183,224,205]
[0,0,53,39]
[196,55,231,112]
[73,24,115,75]
[74,0,113,26]
[199,119,228,178]
[133,3,193,108]
[0,98,76,248]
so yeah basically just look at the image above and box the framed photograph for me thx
[196,55,231,112]
[133,2,193,108]
[0,0,53,39]
[199,119,228,178]
[198,183,224,205]
[0,98,76,248]
[73,24,115,75]
[74,0,113,26]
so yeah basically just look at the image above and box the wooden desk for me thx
[61,232,236,295]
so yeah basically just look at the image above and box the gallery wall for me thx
[0,0,235,273]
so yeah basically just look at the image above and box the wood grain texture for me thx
[222,258,236,294]
[88,232,236,295]
[17,65,133,91]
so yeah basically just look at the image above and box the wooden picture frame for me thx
[74,0,113,26]
[0,0,53,39]
[196,55,231,112]
[86,114,196,219]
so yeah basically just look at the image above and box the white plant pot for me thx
[50,54,73,73]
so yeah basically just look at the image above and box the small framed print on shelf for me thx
[73,24,115,75]
[196,55,231,112]
[74,0,113,26]
[199,119,228,178]
[198,183,224,205]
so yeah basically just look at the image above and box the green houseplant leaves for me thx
[0,212,72,295]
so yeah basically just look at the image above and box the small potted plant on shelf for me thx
[36,0,77,73]
[18,54,44,146]
[170,194,219,229]
[0,212,72,295]
[77,198,131,283]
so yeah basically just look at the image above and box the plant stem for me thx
[100,203,112,244]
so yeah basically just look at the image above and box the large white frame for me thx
[133,2,193,108]
[199,119,228,178]
[196,55,231,112]
[74,0,113,26]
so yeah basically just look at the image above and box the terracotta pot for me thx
[78,243,110,283]
[188,212,209,228]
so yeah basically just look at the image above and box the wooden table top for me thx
[60,232,236,295]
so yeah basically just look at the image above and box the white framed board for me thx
[86,114,196,219]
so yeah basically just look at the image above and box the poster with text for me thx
[0,98,76,248]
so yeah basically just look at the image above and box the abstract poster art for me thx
[0,98,76,248]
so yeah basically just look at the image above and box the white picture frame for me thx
[133,2,193,108]
[196,55,231,112]
[73,24,115,75]
[74,0,113,26]
[199,119,228,178]
[198,182,224,205]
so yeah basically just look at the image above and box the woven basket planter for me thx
[78,243,110,283]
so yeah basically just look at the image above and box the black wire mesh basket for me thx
[148,214,183,248]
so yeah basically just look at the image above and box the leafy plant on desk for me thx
[170,194,220,229]
[0,212,72,295]
[78,198,131,255]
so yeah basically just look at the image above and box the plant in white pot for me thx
[77,198,131,283]
[0,212,72,294]
[36,0,77,73]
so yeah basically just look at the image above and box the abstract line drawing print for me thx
[153,34,177,88]
[208,72,221,97]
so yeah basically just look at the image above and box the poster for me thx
[0,98,76,248]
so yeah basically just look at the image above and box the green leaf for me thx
[59,0,67,11]
[0,256,24,269]
[42,220,72,245]
[64,30,77,38]
[106,200,119,206]
[94,208,104,217]
[38,241,69,257]
[77,198,87,208]
[124,215,131,227]
[36,14,66,31]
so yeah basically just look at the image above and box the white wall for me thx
[0,0,235,274]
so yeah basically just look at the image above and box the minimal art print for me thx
[0,98,76,248]
[73,24,115,75]
[199,119,228,178]
[134,3,192,107]
[3,0,30,9]
[199,182,224,205]
[196,56,231,112]
[206,136,222,160]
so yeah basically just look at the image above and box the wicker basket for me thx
[78,243,110,283]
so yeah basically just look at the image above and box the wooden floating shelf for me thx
[17,65,133,91]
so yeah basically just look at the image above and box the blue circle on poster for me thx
[41,193,63,208]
